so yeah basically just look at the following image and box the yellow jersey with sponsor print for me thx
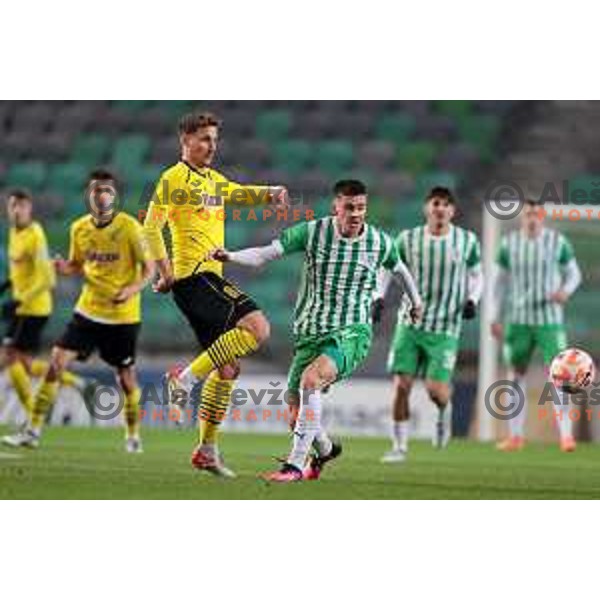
[70,212,149,324]
[8,221,55,317]
[143,161,270,280]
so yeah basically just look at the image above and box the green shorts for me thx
[387,324,459,383]
[503,323,568,369]
[287,324,373,394]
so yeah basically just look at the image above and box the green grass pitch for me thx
[1,425,600,499]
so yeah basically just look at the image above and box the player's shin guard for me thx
[7,361,33,418]
[287,389,322,469]
[124,387,141,440]
[198,371,235,448]
[188,328,258,380]
[30,380,59,433]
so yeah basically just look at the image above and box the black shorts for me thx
[57,313,140,369]
[2,315,49,353]
[172,271,260,349]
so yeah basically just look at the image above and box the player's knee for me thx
[426,381,450,406]
[394,375,413,395]
[238,311,270,345]
[300,368,321,391]
[117,367,137,393]
[218,363,240,380]
[47,348,67,380]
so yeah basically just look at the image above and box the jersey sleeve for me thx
[396,231,408,263]
[129,219,151,263]
[214,171,271,206]
[143,168,174,261]
[381,232,402,271]
[558,235,575,265]
[68,223,83,264]
[496,236,510,269]
[278,222,310,255]
[466,233,481,268]
[33,225,56,288]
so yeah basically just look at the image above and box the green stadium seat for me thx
[434,100,473,120]
[457,115,501,162]
[397,142,437,174]
[415,171,458,195]
[72,133,110,166]
[112,134,151,170]
[375,114,416,144]
[47,163,87,196]
[113,100,155,112]
[315,140,354,177]
[272,140,312,174]
[255,110,293,142]
[6,162,47,192]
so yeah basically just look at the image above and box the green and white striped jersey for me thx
[496,228,576,325]
[278,217,401,338]
[397,225,481,337]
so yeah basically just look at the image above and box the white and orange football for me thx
[550,348,596,393]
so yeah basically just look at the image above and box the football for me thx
[550,348,596,393]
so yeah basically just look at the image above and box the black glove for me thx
[1,300,19,321]
[462,299,477,320]
[372,298,385,324]
[0,280,10,295]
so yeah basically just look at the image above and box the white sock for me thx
[392,420,410,452]
[177,366,195,392]
[437,402,452,434]
[288,389,322,469]
[508,374,527,438]
[313,430,333,457]
[556,389,573,440]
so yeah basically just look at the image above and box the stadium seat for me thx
[457,114,501,160]
[6,161,47,191]
[72,133,111,166]
[315,140,354,176]
[375,113,416,144]
[111,134,151,170]
[255,109,293,142]
[37,132,73,162]
[356,141,396,171]
[397,141,437,174]
[47,163,87,196]
[415,171,458,195]
[434,100,473,120]
[272,140,312,174]
[234,140,271,170]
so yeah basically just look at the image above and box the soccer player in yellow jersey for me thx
[143,112,287,477]
[3,170,154,452]
[1,189,87,422]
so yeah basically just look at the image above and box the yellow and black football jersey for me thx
[143,161,270,280]
[8,221,55,317]
[69,212,149,324]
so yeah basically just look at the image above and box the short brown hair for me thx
[178,112,221,135]
[425,186,456,205]
[87,168,117,185]
[7,188,32,204]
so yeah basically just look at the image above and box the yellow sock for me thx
[30,359,82,389]
[198,371,236,447]
[190,327,258,380]
[30,380,59,432]
[124,387,141,439]
[29,359,48,378]
[7,361,33,418]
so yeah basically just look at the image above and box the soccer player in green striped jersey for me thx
[211,180,423,482]
[491,199,581,452]
[381,187,482,463]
